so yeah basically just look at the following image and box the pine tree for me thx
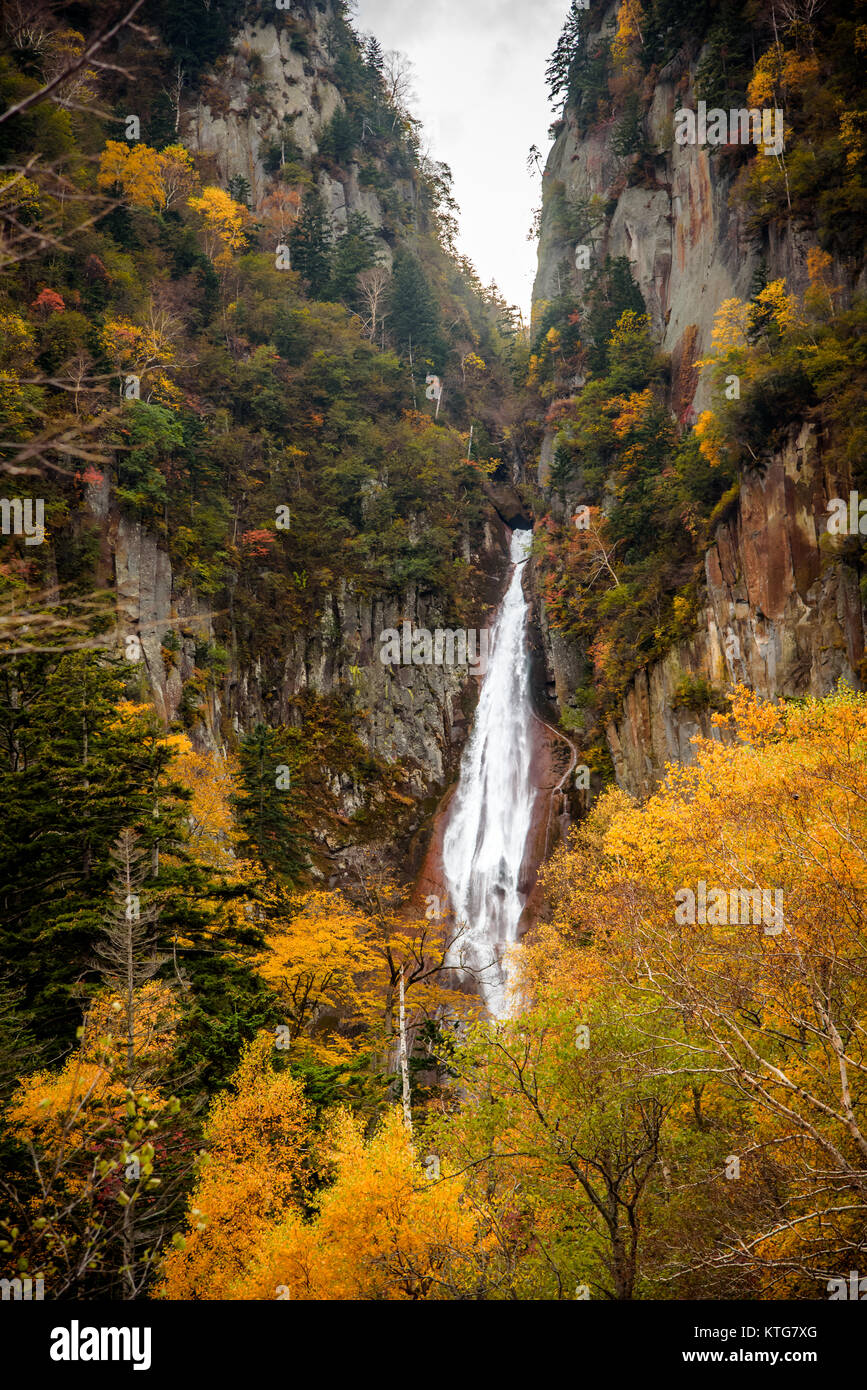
[387,250,445,368]
[329,213,378,307]
[585,255,647,374]
[364,35,385,75]
[546,1,590,106]
[288,190,333,299]
[227,174,251,208]
[231,724,307,883]
[319,108,358,166]
[0,653,190,1045]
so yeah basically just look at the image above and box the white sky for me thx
[352,0,568,316]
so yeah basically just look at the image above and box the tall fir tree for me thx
[546,0,591,106]
[0,653,190,1043]
[289,190,333,300]
[330,213,378,308]
[231,724,307,883]
[387,250,445,369]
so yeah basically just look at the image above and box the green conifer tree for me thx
[288,190,333,299]
[231,724,306,883]
[0,653,189,1042]
[330,213,378,307]
[387,250,445,369]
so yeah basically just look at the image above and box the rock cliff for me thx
[78,0,518,872]
[531,3,866,797]
[185,12,404,265]
[90,467,510,810]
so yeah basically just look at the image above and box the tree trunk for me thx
[398,967,413,1139]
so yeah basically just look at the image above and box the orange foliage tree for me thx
[162,1098,478,1301]
[97,141,198,213]
[539,685,867,1295]
[155,1032,315,1300]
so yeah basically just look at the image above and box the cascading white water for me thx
[442,528,536,1015]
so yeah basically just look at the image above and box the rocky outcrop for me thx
[184,12,404,267]
[531,12,865,802]
[91,469,511,814]
[533,9,826,423]
[607,425,865,795]
[483,477,533,530]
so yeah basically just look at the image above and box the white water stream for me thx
[442,528,536,1015]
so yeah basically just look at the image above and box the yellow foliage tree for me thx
[708,297,750,354]
[163,733,237,866]
[97,141,198,213]
[694,409,728,468]
[747,47,820,107]
[155,1033,314,1300]
[187,187,250,266]
[540,685,867,1294]
[3,977,182,1298]
[9,982,179,1159]
[156,145,199,209]
[99,309,179,404]
[748,277,804,337]
[612,0,645,65]
[98,142,164,212]
[254,889,379,1060]
[253,878,479,1069]
[223,1107,479,1300]
[804,247,842,321]
[0,310,35,368]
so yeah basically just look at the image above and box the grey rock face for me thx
[607,427,864,795]
[183,16,395,266]
[533,36,850,423]
[103,488,508,811]
[532,36,864,799]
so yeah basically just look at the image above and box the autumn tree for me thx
[98,141,198,213]
[254,889,377,1059]
[99,304,181,404]
[541,686,867,1296]
[350,865,480,1090]
[190,1106,478,1300]
[156,1033,314,1299]
[357,262,391,342]
[426,982,688,1300]
[187,186,250,266]
[0,835,188,1299]
[95,831,168,1077]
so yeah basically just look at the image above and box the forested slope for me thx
[1,0,866,1306]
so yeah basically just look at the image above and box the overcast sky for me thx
[352,0,568,316]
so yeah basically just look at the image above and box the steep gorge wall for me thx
[532,8,866,796]
[607,425,864,794]
[89,467,511,825]
[76,0,521,879]
[185,12,403,265]
[534,8,826,427]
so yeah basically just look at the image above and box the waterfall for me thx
[442,527,536,1016]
